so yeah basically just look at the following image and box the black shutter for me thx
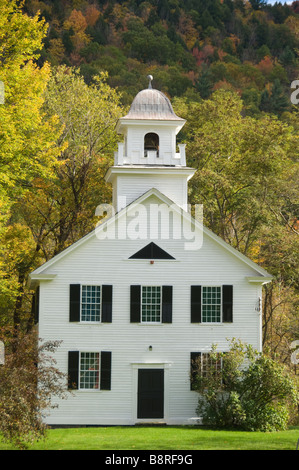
[222,285,233,323]
[191,286,201,323]
[102,285,112,323]
[100,351,112,390]
[190,352,201,390]
[68,351,79,390]
[69,284,81,322]
[130,285,141,323]
[162,286,172,323]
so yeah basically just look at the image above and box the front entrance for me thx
[137,369,164,419]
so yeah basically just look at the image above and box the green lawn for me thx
[1,426,299,450]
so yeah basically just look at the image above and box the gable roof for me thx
[29,188,273,284]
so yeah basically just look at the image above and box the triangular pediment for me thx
[29,188,272,285]
[129,242,175,260]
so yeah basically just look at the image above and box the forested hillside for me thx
[13,0,297,359]
[0,1,296,351]
[0,1,298,445]
[24,0,299,115]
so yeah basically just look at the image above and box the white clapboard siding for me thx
[37,195,264,426]
[115,173,188,209]
[33,83,270,426]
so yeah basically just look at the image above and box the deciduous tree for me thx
[0,0,61,328]
[12,66,124,330]
[173,90,299,357]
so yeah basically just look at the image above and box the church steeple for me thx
[105,78,195,212]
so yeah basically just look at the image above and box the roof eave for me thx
[30,188,273,281]
[116,117,186,134]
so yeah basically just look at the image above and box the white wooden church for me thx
[30,78,272,426]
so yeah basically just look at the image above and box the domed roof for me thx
[123,77,183,121]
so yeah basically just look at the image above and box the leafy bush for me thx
[0,328,69,449]
[192,339,298,431]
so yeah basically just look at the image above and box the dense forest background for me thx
[24,0,299,113]
[18,0,299,354]
[0,0,298,424]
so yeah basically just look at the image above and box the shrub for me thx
[192,339,298,431]
[0,328,69,449]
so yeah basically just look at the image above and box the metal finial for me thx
[147,75,153,89]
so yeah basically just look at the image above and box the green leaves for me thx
[174,90,298,263]
[0,328,68,449]
[175,89,298,363]
[0,0,63,322]
[194,339,298,431]
[38,66,124,254]
[0,0,59,198]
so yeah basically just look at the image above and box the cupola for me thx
[105,76,195,212]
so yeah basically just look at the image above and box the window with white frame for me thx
[202,286,221,323]
[201,353,223,378]
[191,352,223,390]
[81,285,101,322]
[141,286,161,323]
[79,352,100,389]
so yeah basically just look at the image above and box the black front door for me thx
[137,369,164,419]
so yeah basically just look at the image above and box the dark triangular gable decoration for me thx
[129,242,175,260]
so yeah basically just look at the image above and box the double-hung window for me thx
[69,284,112,323]
[141,286,161,323]
[202,286,221,323]
[79,352,100,389]
[191,285,233,324]
[190,352,223,390]
[130,285,172,324]
[81,285,101,322]
[68,350,112,390]
[201,352,223,377]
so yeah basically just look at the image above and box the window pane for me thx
[141,286,161,322]
[202,287,221,322]
[80,352,99,389]
[81,285,101,322]
[201,353,222,378]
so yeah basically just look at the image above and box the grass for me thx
[0,425,299,450]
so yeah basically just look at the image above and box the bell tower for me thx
[105,77,195,212]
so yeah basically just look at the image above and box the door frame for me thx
[131,362,171,423]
